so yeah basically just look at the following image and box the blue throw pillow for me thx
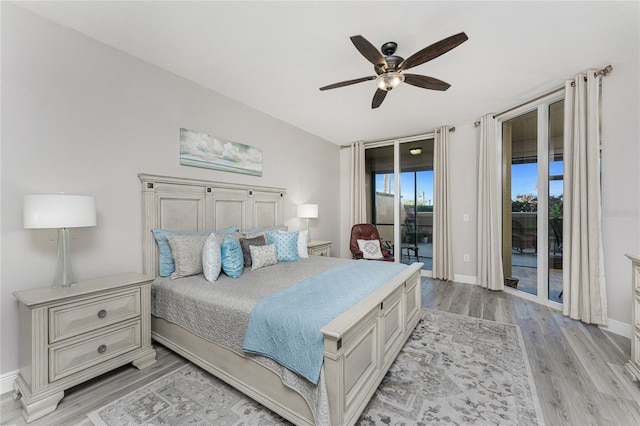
[267,231,300,262]
[221,234,244,278]
[152,227,239,276]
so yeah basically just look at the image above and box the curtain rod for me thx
[474,64,613,126]
[494,65,613,119]
[339,126,455,149]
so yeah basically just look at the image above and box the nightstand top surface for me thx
[307,240,332,247]
[13,272,154,306]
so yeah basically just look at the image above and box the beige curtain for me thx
[433,127,453,280]
[477,114,505,290]
[562,71,608,325]
[350,141,367,225]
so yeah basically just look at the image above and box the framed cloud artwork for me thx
[179,128,263,177]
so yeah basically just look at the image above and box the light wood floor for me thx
[2,279,640,425]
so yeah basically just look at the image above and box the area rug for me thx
[88,309,544,426]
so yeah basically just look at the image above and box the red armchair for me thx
[350,224,394,261]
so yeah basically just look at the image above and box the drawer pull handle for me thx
[98,309,107,319]
[98,344,107,354]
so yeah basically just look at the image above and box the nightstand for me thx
[307,240,332,256]
[12,272,157,423]
[625,253,640,383]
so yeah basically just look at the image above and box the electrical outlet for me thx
[463,214,469,222]
[463,254,470,262]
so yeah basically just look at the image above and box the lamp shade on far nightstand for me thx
[296,203,318,219]
[24,194,97,288]
[297,203,318,241]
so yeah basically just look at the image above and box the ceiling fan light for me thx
[376,71,405,91]
[410,148,422,155]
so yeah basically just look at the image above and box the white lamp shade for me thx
[297,203,318,219]
[24,194,97,229]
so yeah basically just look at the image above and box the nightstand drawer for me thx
[49,320,141,382]
[49,289,141,343]
[307,241,332,257]
[311,246,330,256]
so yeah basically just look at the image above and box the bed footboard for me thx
[321,262,423,425]
[151,263,422,426]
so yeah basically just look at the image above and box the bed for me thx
[140,173,423,425]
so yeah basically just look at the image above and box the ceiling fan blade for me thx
[404,74,451,91]
[372,89,387,109]
[319,76,376,91]
[399,32,468,71]
[350,35,388,68]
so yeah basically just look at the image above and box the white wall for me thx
[0,3,340,378]
[448,124,479,283]
[339,62,640,330]
[601,57,640,330]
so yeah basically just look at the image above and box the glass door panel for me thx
[548,100,564,303]
[503,110,538,296]
[365,145,396,256]
[400,140,434,268]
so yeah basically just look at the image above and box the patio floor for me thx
[511,250,563,303]
[397,242,562,304]
[398,241,432,269]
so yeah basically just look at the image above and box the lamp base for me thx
[52,228,77,288]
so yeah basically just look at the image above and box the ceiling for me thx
[14,1,639,146]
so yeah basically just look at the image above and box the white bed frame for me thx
[140,173,423,425]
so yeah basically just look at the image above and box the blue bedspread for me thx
[242,260,407,384]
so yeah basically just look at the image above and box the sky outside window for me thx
[512,161,564,198]
[380,164,562,202]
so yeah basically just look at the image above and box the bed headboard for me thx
[139,173,286,277]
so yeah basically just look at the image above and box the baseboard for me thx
[426,272,477,285]
[0,369,17,395]
[599,317,632,338]
[453,274,478,285]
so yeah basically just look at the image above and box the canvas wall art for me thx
[179,128,263,176]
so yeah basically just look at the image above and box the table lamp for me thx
[297,203,318,242]
[24,194,97,288]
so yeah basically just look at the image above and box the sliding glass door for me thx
[500,94,563,305]
[365,137,434,270]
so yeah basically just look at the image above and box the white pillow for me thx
[250,244,278,270]
[297,230,309,259]
[202,233,223,282]
[357,239,383,260]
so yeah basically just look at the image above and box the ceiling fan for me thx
[319,32,468,109]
